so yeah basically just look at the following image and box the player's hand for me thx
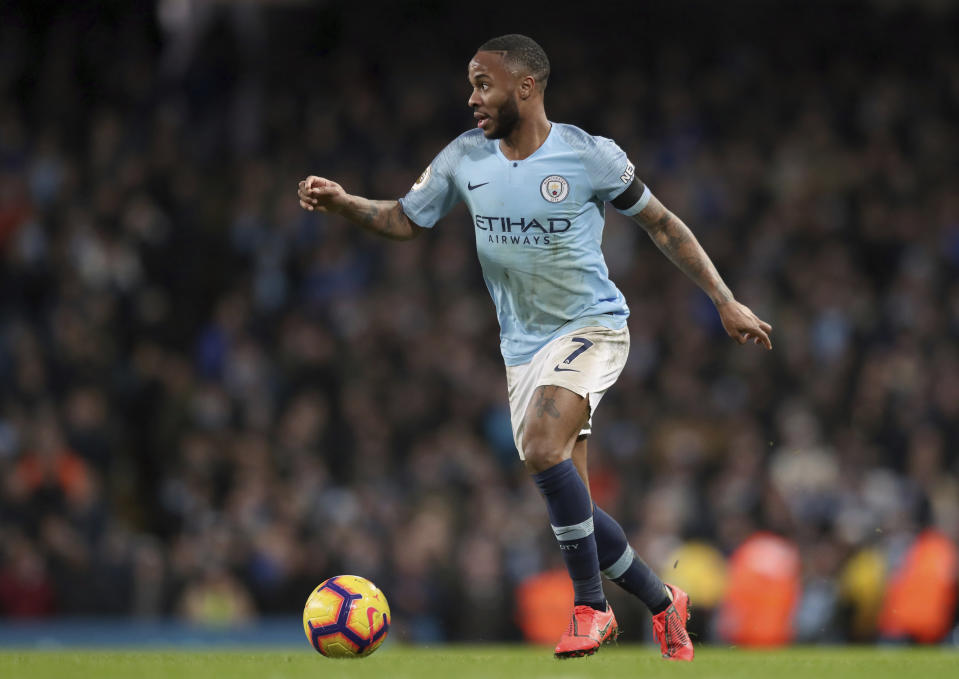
[298,175,347,213]
[717,300,773,350]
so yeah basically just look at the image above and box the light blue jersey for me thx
[399,123,650,366]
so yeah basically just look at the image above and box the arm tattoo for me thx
[351,200,418,240]
[533,389,562,419]
[638,206,734,304]
[384,205,414,240]
[360,203,379,228]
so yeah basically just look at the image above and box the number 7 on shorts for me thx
[557,337,593,368]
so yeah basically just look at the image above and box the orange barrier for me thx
[717,532,801,646]
[878,529,958,643]
[514,568,574,644]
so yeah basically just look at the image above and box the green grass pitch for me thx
[1,645,956,679]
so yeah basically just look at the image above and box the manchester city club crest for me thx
[540,175,569,203]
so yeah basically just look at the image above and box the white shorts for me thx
[505,325,630,460]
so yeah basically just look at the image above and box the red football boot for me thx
[554,604,619,658]
[651,584,694,661]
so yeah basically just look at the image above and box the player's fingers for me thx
[309,176,334,190]
[307,186,339,200]
[299,199,314,211]
[759,320,773,333]
[751,326,772,350]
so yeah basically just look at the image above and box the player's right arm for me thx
[297,176,425,241]
[299,133,470,240]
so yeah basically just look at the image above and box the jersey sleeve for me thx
[585,136,650,216]
[398,140,462,228]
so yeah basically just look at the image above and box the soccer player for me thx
[297,34,772,660]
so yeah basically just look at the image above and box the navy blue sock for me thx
[592,504,671,614]
[532,459,605,610]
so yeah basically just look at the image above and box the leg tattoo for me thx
[533,387,562,419]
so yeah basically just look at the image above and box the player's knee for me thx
[522,437,567,473]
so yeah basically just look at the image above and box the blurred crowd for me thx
[1,0,957,644]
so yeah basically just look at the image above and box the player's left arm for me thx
[632,193,772,349]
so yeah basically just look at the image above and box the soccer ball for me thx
[303,575,391,658]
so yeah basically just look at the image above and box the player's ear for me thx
[519,74,535,100]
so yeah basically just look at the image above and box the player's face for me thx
[468,51,521,140]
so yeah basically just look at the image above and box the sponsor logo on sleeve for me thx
[620,161,635,185]
[411,165,432,191]
[540,175,569,203]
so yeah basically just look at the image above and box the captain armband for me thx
[610,178,650,216]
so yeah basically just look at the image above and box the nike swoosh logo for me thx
[554,366,580,372]
[467,181,489,191]
[599,619,613,637]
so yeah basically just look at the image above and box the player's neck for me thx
[498,113,551,161]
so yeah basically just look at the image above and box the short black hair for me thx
[478,34,550,90]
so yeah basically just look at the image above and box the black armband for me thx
[610,178,649,213]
